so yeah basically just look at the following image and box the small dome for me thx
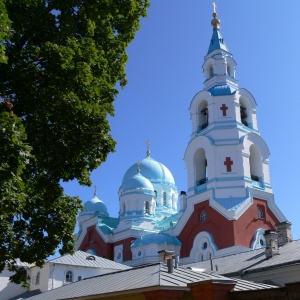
[131,233,182,248]
[83,196,109,217]
[122,173,154,192]
[122,156,175,186]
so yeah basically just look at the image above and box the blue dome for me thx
[122,156,175,186]
[83,196,109,216]
[131,233,182,248]
[122,173,154,192]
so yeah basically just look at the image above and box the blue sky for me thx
[63,1,300,241]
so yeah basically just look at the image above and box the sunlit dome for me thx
[131,233,182,248]
[122,172,154,193]
[122,155,175,186]
[83,195,109,217]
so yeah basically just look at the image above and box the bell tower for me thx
[175,5,288,260]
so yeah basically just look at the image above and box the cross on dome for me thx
[212,2,217,13]
[94,185,97,196]
[146,139,151,156]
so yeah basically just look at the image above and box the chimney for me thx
[173,255,179,269]
[167,258,175,273]
[276,221,293,247]
[180,191,187,211]
[158,250,174,263]
[264,230,279,259]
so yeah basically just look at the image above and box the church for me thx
[76,6,292,267]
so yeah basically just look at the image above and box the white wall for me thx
[0,268,28,300]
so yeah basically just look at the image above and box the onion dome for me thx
[122,155,175,186]
[83,195,109,217]
[122,172,154,195]
[131,233,182,248]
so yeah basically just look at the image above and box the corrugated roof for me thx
[47,251,130,270]
[25,263,277,300]
[183,239,300,277]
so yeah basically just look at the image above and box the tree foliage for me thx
[0,0,149,286]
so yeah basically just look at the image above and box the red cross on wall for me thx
[224,157,233,172]
[220,104,228,116]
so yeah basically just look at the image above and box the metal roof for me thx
[47,251,131,270]
[25,263,277,300]
[183,239,300,277]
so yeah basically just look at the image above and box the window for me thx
[258,208,264,219]
[66,270,73,283]
[227,65,231,76]
[35,272,40,285]
[145,201,149,214]
[163,192,167,206]
[207,252,212,260]
[122,202,126,213]
[154,190,157,198]
[209,65,214,78]
[200,210,206,222]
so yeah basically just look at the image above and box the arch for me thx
[197,100,209,130]
[200,210,207,222]
[237,88,257,109]
[242,132,270,162]
[194,149,208,186]
[190,231,217,262]
[239,96,252,128]
[249,144,263,181]
[251,228,267,249]
[65,270,73,283]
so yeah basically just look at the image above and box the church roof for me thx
[122,155,175,186]
[47,250,130,270]
[183,239,300,277]
[24,263,278,300]
[208,83,237,96]
[207,29,229,54]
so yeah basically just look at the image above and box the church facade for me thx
[76,8,290,266]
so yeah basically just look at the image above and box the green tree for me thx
[0,0,149,286]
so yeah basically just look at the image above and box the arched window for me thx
[194,149,208,186]
[163,192,167,206]
[154,190,157,198]
[200,210,206,222]
[122,202,126,213]
[145,201,149,214]
[227,65,231,76]
[200,254,204,261]
[198,100,209,131]
[35,272,40,285]
[258,208,264,219]
[249,145,263,182]
[66,270,73,283]
[239,97,252,128]
[209,65,214,78]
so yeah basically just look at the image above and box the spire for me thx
[94,185,97,197]
[146,139,151,156]
[207,3,229,54]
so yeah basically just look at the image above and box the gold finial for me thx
[211,2,220,30]
[94,185,97,197]
[137,161,141,173]
[146,139,151,156]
